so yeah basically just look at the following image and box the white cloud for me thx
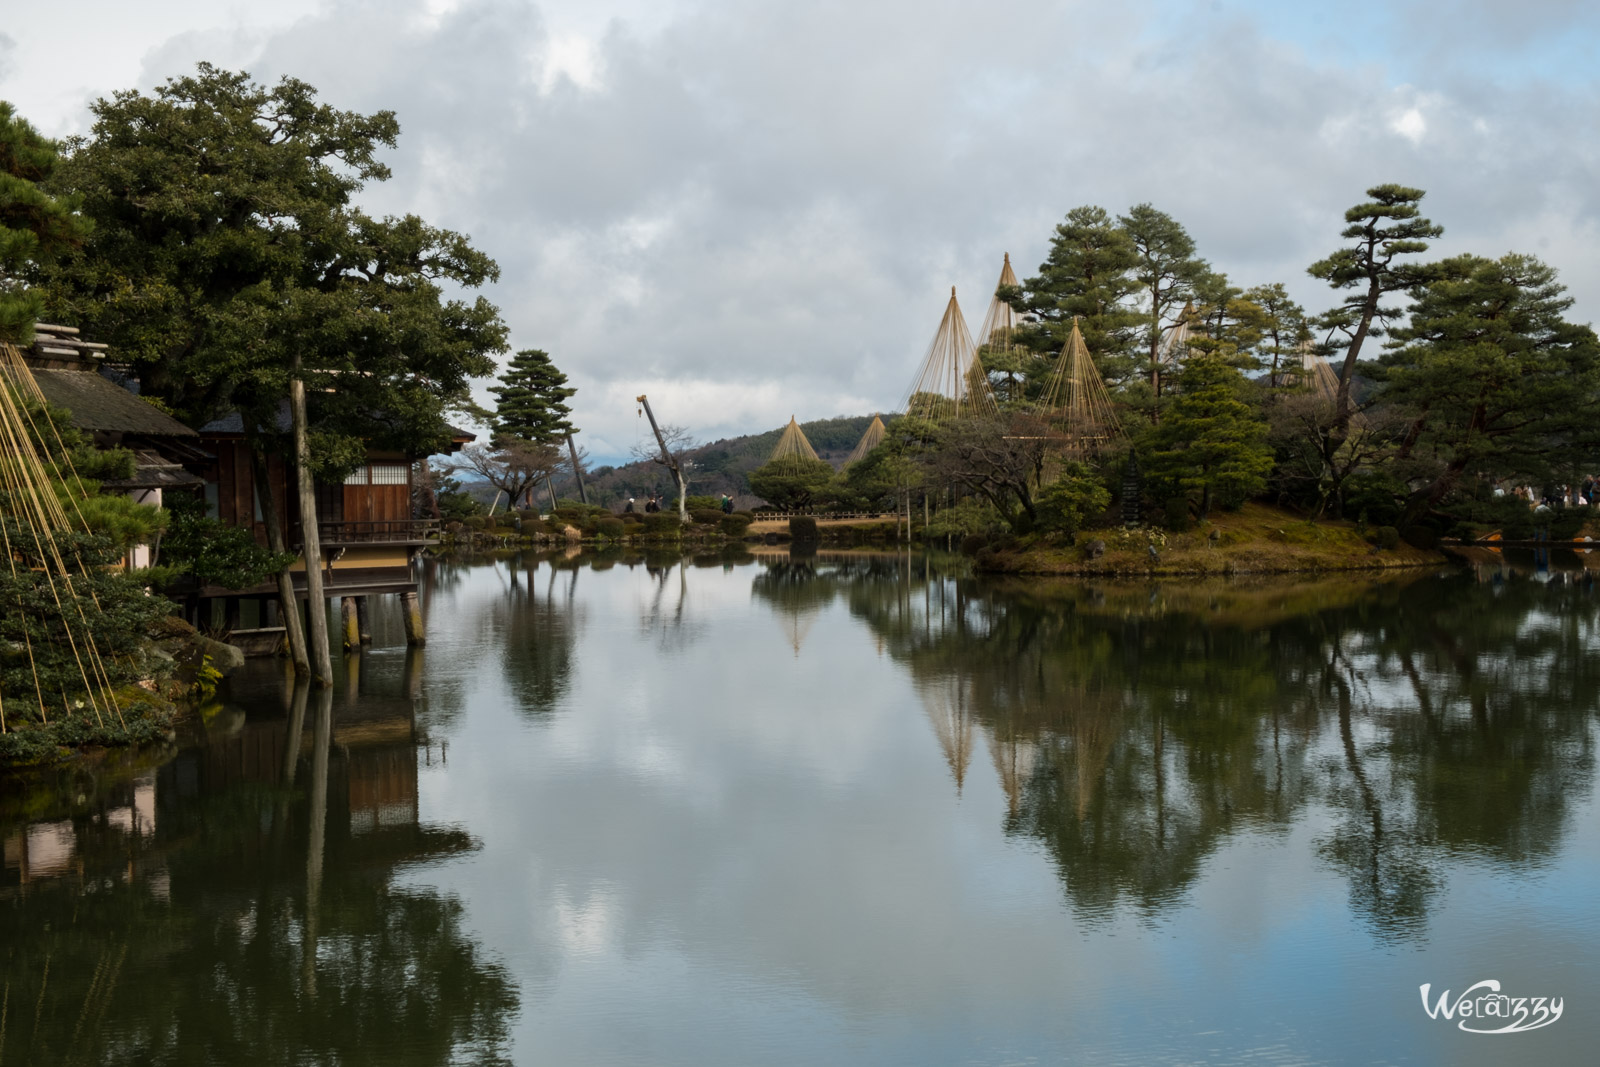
[3,0,1599,463]
[1391,107,1426,142]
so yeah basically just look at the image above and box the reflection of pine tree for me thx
[496,554,584,720]
[843,567,1597,934]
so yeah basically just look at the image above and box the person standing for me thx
[721,494,734,514]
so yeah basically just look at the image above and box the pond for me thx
[3,547,1599,1065]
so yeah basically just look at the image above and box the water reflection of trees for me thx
[494,553,585,721]
[0,678,518,1064]
[803,560,1599,939]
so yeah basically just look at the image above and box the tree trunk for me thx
[1334,273,1382,432]
[290,357,335,687]
[250,442,310,676]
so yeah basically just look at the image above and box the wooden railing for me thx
[304,519,442,545]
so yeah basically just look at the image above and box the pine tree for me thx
[1119,203,1209,398]
[490,348,576,443]
[1308,183,1441,427]
[0,101,90,342]
[1244,282,1312,387]
[1140,356,1273,518]
[1378,253,1600,521]
[1005,205,1142,389]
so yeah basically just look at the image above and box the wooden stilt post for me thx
[401,590,425,647]
[341,597,361,653]
[354,595,371,644]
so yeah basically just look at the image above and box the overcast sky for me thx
[4,0,1598,463]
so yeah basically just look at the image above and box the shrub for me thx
[618,510,644,523]
[553,507,588,523]
[1375,525,1400,550]
[1163,496,1193,532]
[690,508,725,525]
[681,495,720,511]
[789,516,819,542]
[596,517,626,540]
[1034,464,1111,539]
[642,512,683,535]
[720,515,752,537]
[1550,505,1595,540]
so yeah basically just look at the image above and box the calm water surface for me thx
[4,548,1600,1065]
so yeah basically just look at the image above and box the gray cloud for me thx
[9,0,1600,461]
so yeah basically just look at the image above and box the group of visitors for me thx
[620,493,738,514]
[1494,480,1600,508]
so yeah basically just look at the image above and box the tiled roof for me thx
[30,368,198,438]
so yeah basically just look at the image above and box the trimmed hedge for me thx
[642,512,683,535]
[789,516,819,542]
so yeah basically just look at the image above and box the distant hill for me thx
[578,414,882,509]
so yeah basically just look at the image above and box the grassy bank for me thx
[976,502,1447,576]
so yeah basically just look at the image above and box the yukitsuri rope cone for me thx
[845,414,887,465]
[975,253,1021,352]
[768,416,821,472]
[1036,319,1123,459]
[0,342,127,733]
[1298,340,1343,406]
[1160,301,1196,369]
[901,287,998,424]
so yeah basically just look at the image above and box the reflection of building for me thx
[2,654,433,896]
[2,770,157,890]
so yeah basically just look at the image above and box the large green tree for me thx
[43,65,507,451]
[1004,205,1142,387]
[1244,282,1312,387]
[1140,356,1273,517]
[1118,203,1209,399]
[1308,183,1440,427]
[1184,271,1267,371]
[1376,252,1600,523]
[0,101,90,342]
[490,348,576,443]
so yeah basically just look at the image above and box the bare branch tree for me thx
[448,440,566,512]
[629,423,698,515]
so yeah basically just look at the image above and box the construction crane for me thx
[636,394,688,523]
